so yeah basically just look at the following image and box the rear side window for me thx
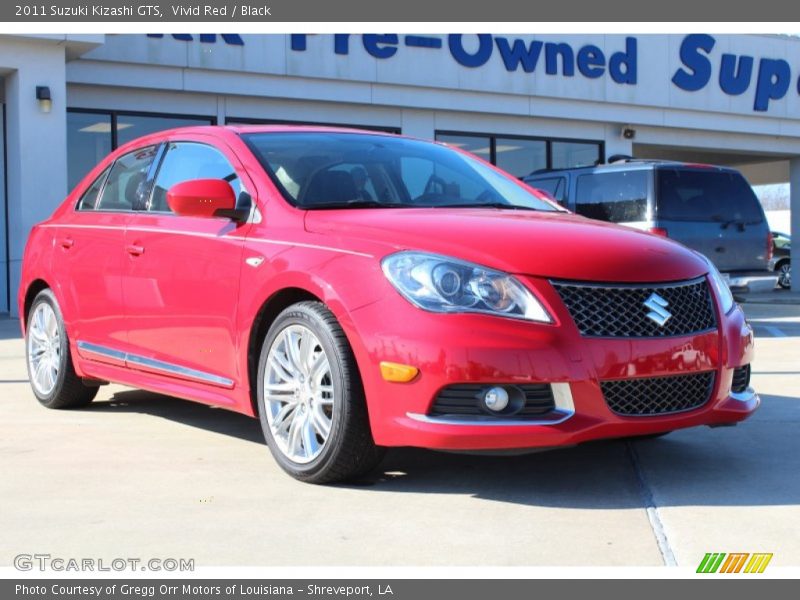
[575,170,649,222]
[76,167,110,211]
[95,146,157,211]
[149,142,242,212]
[656,169,764,223]
[529,177,566,203]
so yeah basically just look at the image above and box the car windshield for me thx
[243,132,562,211]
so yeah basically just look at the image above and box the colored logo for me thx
[696,552,773,573]
[643,292,672,327]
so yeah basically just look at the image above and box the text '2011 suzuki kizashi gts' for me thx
[20,126,759,483]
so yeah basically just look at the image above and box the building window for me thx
[226,116,400,134]
[67,109,215,189]
[436,131,603,178]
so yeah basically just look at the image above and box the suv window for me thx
[656,168,764,223]
[575,170,649,222]
[529,177,566,203]
[150,142,242,212]
[95,146,158,211]
[76,167,110,211]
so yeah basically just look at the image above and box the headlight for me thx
[381,251,552,322]
[703,256,735,314]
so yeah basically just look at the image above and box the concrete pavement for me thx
[1,304,798,567]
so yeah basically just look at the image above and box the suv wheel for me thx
[25,289,98,409]
[256,301,385,483]
[777,261,791,289]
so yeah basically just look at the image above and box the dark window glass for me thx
[495,137,547,177]
[150,143,241,212]
[529,177,566,203]
[575,170,649,222]
[67,111,113,190]
[116,115,212,146]
[435,134,491,163]
[656,169,764,223]
[226,117,399,133]
[552,141,601,169]
[96,146,157,212]
[245,132,560,211]
[76,167,110,211]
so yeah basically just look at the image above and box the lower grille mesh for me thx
[601,371,715,416]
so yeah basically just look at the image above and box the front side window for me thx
[529,177,566,203]
[95,146,157,211]
[150,142,242,212]
[244,132,561,212]
[574,170,649,223]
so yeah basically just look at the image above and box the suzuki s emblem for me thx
[644,293,672,327]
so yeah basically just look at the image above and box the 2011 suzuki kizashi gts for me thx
[19,126,759,483]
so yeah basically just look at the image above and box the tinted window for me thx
[150,143,242,212]
[436,134,491,163]
[116,115,212,147]
[96,147,157,211]
[529,177,566,202]
[657,169,764,223]
[495,138,547,177]
[552,141,601,169]
[575,170,649,222]
[245,132,560,212]
[76,167,110,211]
[67,111,113,190]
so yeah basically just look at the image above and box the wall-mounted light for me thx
[36,86,52,113]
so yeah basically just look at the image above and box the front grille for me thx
[732,365,751,393]
[430,384,555,418]
[552,278,717,338]
[601,371,715,416]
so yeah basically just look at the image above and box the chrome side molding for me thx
[76,340,234,388]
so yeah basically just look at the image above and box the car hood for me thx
[305,208,709,282]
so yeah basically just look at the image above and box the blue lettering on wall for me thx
[673,33,793,111]
[448,34,494,68]
[152,34,800,113]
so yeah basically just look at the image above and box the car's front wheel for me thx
[256,301,385,483]
[25,289,98,409]
[777,261,791,289]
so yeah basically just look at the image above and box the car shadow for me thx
[83,389,800,509]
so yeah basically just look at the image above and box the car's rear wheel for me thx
[777,261,791,289]
[256,301,385,483]
[25,289,98,409]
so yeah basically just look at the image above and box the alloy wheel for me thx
[778,263,791,289]
[27,302,61,396]
[263,324,334,464]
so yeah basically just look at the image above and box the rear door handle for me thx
[60,237,74,249]
[125,244,145,256]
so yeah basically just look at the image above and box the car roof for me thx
[525,160,740,179]
[112,124,405,157]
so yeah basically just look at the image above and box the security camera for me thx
[621,126,636,140]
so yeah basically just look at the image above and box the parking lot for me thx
[1,298,798,568]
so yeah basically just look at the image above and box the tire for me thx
[256,301,385,483]
[777,261,791,289]
[25,289,98,409]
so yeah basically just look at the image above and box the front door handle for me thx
[60,237,74,249]
[125,244,145,256]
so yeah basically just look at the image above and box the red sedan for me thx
[18,126,758,483]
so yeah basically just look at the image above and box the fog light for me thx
[483,386,509,412]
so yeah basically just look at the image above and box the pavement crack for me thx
[625,440,677,566]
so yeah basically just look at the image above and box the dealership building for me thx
[0,32,799,315]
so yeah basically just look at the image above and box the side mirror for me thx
[166,179,237,219]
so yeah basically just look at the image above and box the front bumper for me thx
[346,275,759,450]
